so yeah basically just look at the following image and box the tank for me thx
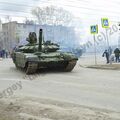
[12,29,78,74]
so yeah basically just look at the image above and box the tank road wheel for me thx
[64,60,77,72]
[25,62,38,74]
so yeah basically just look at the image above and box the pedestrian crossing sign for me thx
[90,25,98,34]
[101,18,109,28]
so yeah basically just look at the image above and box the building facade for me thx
[2,21,79,51]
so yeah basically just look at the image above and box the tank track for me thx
[65,60,77,72]
[26,62,38,74]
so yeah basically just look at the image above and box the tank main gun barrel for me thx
[38,29,43,52]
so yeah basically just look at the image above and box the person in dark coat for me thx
[114,48,120,62]
[102,50,110,64]
[1,49,5,58]
[0,50,2,57]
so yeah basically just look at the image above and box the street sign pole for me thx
[90,25,98,65]
[93,34,97,65]
[101,18,110,49]
[105,28,109,49]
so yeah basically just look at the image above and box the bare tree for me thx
[5,15,12,22]
[31,6,73,26]
[24,18,35,25]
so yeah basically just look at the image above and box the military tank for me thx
[12,29,78,74]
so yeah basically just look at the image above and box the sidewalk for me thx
[79,53,120,70]
[86,63,120,70]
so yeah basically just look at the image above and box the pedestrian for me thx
[114,48,120,63]
[109,52,115,64]
[102,50,110,64]
[1,49,5,59]
[0,50,2,58]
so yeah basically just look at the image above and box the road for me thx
[0,55,120,114]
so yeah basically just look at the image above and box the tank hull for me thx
[12,52,78,74]
[25,60,77,74]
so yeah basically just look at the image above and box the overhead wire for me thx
[0,0,120,15]
[0,0,119,21]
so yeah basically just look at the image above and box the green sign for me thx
[101,18,109,28]
[90,25,98,34]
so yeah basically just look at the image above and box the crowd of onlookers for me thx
[0,49,10,59]
[102,47,120,64]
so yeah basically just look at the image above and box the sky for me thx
[0,0,120,22]
[0,0,120,45]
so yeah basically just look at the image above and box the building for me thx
[2,21,79,51]
[0,20,4,50]
[2,21,17,51]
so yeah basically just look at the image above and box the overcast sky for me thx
[0,0,120,21]
[0,0,119,45]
